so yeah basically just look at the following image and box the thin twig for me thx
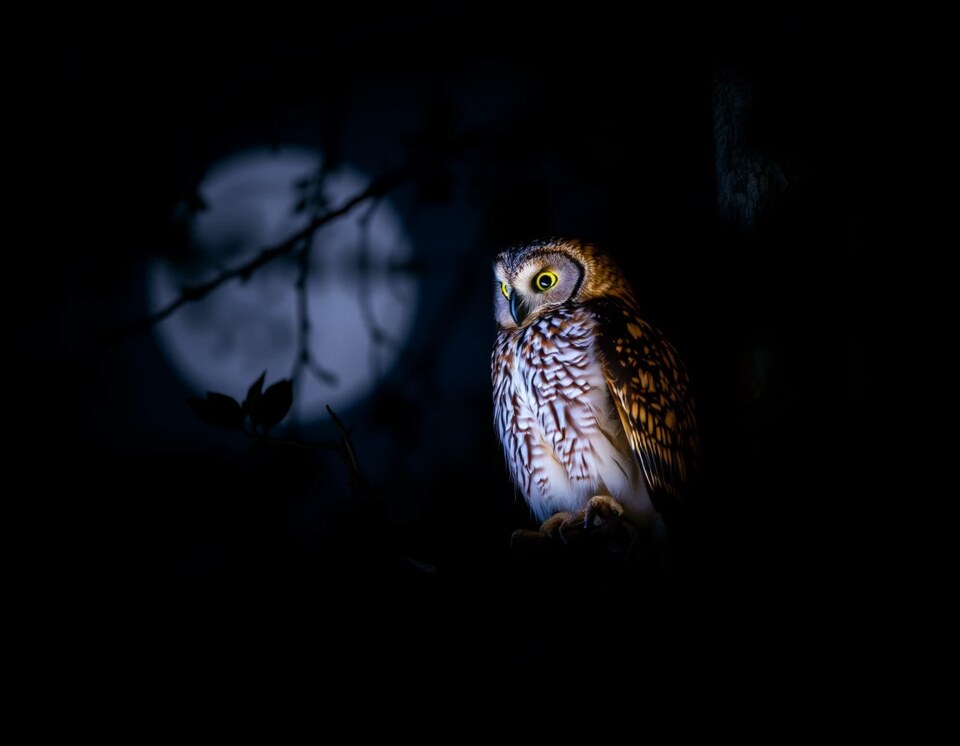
[292,236,338,385]
[326,404,368,498]
[326,405,360,474]
[292,239,310,379]
[354,197,399,379]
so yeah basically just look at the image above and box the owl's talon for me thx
[557,510,588,543]
[537,497,625,544]
[584,495,624,527]
[519,497,634,553]
[584,495,643,561]
[510,528,549,551]
[539,512,575,540]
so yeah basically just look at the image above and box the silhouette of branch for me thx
[235,404,367,499]
[108,132,492,342]
[292,236,338,385]
[354,197,399,377]
[325,404,367,497]
[109,161,416,340]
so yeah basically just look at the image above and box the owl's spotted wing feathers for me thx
[589,298,699,503]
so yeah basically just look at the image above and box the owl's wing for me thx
[590,299,699,503]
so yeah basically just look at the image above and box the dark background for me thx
[30,10,883,641]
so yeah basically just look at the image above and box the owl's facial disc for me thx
[494,249,584,329]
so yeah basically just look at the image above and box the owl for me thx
[492,239,698,538]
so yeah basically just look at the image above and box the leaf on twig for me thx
[243,370,266,417]
[188,392,245,430]
[255,379,294,430]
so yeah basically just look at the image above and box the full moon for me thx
[148,147,418,422]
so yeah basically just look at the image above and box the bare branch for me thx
[109,161,415,340]
[106,130,492,342]
[292,237,338,385]
[354,197,400,379]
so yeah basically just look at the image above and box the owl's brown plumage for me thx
[492,239,698,527]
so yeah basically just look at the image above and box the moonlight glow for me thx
[148,147,418,422]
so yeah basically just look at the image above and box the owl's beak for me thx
[509,292,526,326]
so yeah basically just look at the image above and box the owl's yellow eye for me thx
[533,271,558,291]
[500,282,511,299]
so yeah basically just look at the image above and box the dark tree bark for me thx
[713,68,791,228]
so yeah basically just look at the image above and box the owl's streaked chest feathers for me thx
[492,306,653,523]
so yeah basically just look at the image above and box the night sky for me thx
[30,11,884,647]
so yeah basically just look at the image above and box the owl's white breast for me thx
[493,308,654,525]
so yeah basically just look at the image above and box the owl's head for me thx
[493,238,635,329]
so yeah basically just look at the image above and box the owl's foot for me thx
[509,511,589,550]
[584,494,624,527]
[539,511,578,541]
[509,511,591,551]
[511,496,642,560]
[569,496,641,559]
[509,528,548,551]
[588,495,642,557]
[537,496,627,542]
